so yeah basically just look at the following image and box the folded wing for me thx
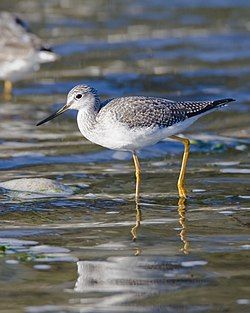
[98,96,235,129]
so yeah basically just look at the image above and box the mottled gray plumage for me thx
[97,96,234,129]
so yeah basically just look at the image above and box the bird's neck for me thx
[76,97,100,140]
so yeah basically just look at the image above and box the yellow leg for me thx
[170,135,190,198]
[4,80,12,94]
[3,80,12,100]
[132,152,141,202]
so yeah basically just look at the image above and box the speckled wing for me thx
[98,96,234,129]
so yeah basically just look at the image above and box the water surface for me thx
[0,1,249,312]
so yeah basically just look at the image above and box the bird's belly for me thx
[79,116,199,152]
[93,127,161,151]
[0,53,39,81]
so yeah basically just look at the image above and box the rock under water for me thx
[0,178,74,198]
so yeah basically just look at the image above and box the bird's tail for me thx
[184,98,235,118]
[38,46,59,63]
[212,98,235,108]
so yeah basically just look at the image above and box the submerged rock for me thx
[0,178,74,198]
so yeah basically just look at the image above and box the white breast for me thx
[77,110,202,152]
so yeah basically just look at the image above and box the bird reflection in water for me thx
[130,202,142,256]
[0,12,57,100]
[178,197,189,254]
[130,202,141,242]
[129,197,190,255]
[73,200,197,310]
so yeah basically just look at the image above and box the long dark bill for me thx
[36,104,69,126]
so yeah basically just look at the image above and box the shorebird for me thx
[0,11,57,98]
[37,85,235,201]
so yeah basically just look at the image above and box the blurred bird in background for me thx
[0,11,58,99]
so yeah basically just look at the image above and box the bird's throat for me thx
[77,108,98,141]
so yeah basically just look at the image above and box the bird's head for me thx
[36,85,99,126]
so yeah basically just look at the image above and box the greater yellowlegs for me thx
[0,12,58,98]
[37,85,235,201]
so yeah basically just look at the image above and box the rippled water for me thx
[0,1,249,312]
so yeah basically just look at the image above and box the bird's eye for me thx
[75,94,82,100]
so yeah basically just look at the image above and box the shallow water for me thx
[0,0,249,312]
